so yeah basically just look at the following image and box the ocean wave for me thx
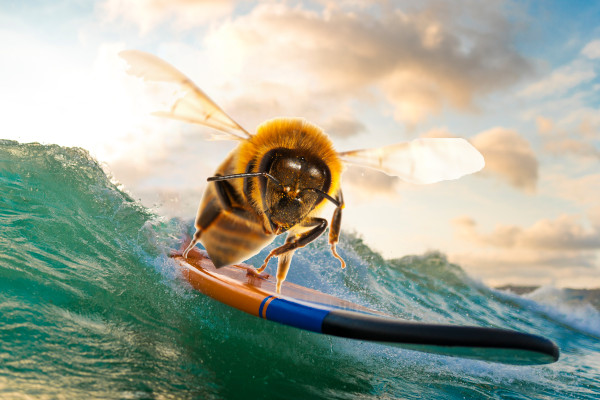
[1,140,600,399]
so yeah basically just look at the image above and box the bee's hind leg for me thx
[328,190,346,269]
[183,178,238,259]
[183,228,202,258]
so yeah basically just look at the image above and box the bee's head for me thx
[259,149,331,232]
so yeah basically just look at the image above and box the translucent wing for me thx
[119,50,251,141]
[338,138,485,184]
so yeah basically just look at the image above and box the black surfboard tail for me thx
[322,310,559,365]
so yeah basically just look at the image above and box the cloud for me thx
[449,250,600,287]
[102,0,535,145]
[451,214,600,287]
[519,40,600,140]
[543,173,600,210]
[321,116,367,138]
[519,38,600,103]
[221,82,367,138]
[454,214,600,251]
[535,116,554,135]
[470,128,538,192]
[420,127,458,139]
[567,108,600,139]
[99,0,234,34]
[519,60,596,98]
[106,134,236,219]
[543,138,600,159]
[534,110,600,160]
[342,165,400,202]
[590,206,600,229]
[582,39,600,59]
[198,2,532,126]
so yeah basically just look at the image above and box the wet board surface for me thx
[172,249,559,365]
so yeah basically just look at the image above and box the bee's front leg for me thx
[328,190,346,268]
[258,218,327,292]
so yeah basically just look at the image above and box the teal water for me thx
[1,140,599,399]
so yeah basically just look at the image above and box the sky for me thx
[1,0,599,288]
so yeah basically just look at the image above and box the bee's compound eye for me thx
[308,166,323,179]
[283,158,302,171]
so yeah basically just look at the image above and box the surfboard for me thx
[172,249,559,365]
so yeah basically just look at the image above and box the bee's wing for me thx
[338,138,485,184]
[119,50,251,141]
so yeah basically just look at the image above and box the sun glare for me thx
[0,43,148,162]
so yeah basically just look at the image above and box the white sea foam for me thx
[524,286,600,337]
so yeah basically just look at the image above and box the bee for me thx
[120,50,485,293]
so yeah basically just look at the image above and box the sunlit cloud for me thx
[454,214,600,251]
[342,166,400,202]
[590,206,600,229]
[542,172,600,210]
[535,116,554,135]
[544,138,600,159]
[451,214,600,287]
[99,0,234,34]
[535,110,600,160]
[450,250,600,287]
[192,2,532,126]
[520,38,600,148]
[470,128,538,192]
[520,39,600,99]
[582,39,600,59]
[321,116,367,138]
[519,60,596,98]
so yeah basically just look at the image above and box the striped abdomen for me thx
[196,153,275,267]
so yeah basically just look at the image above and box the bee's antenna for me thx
[207,172,283,187]
[300,188,341,207]
[208,174,339,206]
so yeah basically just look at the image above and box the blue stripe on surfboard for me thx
[279,297,380,316]
[264,298,330,333]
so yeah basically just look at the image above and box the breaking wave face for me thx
[1,140,599,399]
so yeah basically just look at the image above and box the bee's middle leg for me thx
[274,249,294,293]
[256,234,297,293]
